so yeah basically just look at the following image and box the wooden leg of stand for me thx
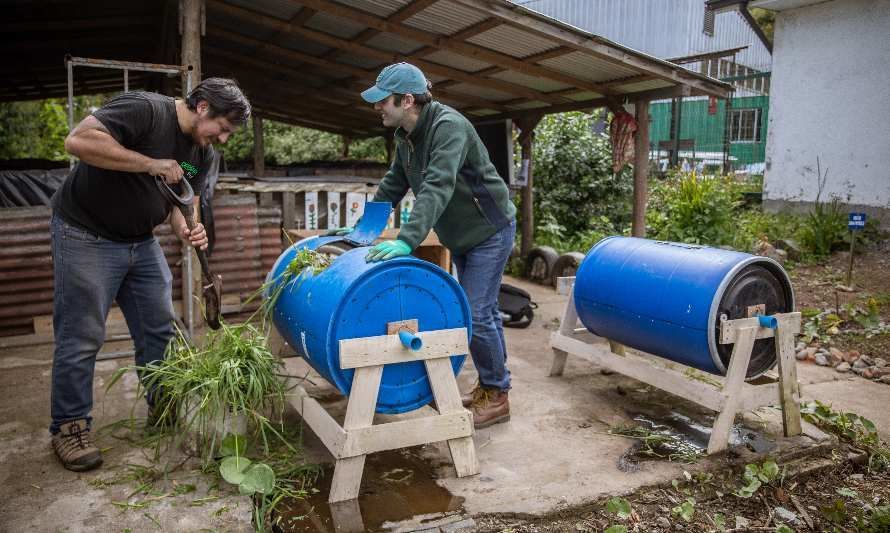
[425,357,479,477]
[775,319,803,437]
[551,291,579,377]
[707,326,757,454]
[549,349,569,377]
[329,365,382,502]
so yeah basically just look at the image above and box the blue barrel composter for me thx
[573,237,794,379]
[266,235,471,414]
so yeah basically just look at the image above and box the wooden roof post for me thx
[181,0,204,333]
[632,100,650,238]
[180,0,203,91]
[253,114,265,177]
[516,115,542,257]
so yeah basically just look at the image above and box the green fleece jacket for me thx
[373,101,516,256]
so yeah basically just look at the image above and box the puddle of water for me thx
[273,448,464,532]
[617,410,776,470]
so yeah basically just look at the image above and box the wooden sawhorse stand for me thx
[286,320,479,503]
[550,277,807,454]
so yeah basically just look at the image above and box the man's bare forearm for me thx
[64,117,153,173]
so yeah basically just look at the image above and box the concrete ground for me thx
[1,275,889,531]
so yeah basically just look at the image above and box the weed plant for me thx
[108,322,289,461]
[248,247,331,327]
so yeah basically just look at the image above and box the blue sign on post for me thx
[848,213,867,231]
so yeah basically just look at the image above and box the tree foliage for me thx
[0,95,387,165]
[748,7,775,43]
[0,95,104,161]
[529,111,633,250]
[217,118,386,166]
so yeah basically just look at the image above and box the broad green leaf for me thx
[672,498,695,522]
[604,526,627,533]
[775,525,794,533]
[219,456,251,485]
[240,463,275,495]
[220,434,247,457]
[605,497,632,519]
[836,487,857,498]
[743,464,760,482]
[760,460,779,481]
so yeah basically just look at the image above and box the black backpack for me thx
[498,283,537,328]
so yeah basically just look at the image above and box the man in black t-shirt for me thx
[49,78,250,472]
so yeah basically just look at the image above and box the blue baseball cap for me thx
[361,63,430,103]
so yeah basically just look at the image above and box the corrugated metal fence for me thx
[0,193,281,338]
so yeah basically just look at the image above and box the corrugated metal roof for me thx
[404,1,492,35]
[444,82,516,102]
[2,0,732,135]
[363,32,425,55]
[538,51,640,83]
[306,10,369,38]
[334,0,408,18]
[422,50,493,73]
[489,70,571,93]
[466,23,562,58]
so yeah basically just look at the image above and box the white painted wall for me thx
[762,0,890,212]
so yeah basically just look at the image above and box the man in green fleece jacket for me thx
[362,63,517,428]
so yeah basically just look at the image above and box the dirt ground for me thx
[789,247,890,357]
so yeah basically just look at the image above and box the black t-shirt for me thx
[52,92,213,242]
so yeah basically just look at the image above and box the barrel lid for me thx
[710,259,794,378]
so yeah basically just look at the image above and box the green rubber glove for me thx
[366,239,412,262]
[324,226,354,236]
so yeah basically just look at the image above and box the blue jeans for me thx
[49,214,175,434]
[453,220,516,391]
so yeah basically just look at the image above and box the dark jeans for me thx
[453,220,516,391]
[49,214,175,434]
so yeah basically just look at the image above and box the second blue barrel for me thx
[267,238,471,414]
[573,237,794,379]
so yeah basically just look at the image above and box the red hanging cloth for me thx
[610,110,638,174]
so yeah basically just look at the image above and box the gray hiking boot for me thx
[52,419,103,472]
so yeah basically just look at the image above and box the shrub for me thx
[530,112,633,241]
[647,172,742,245]
[799,198,847,257]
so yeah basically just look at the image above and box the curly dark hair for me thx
[186,77,251,124]
[393,91,432,108]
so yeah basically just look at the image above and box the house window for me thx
[703,8,715,35]
[729,108,761,143]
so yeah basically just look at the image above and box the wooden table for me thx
[286,229,451,272]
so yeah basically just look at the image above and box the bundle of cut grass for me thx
[249,247,332,327]
[111,322,289,461]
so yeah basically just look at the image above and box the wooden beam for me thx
[0,17,155,32]
[407,18,502,59]
[632,100,649,237]
[390,0,441,23]
[204,48,380,116]
[449,0,733,99]
[295,0,617,98]
[205,32,511,112]
[252,7,317,57]
[246,97,378,137]
[469,85,688,123]
[208,0,564,103]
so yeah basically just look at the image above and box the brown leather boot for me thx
[52,419,103,472]
[461,384,484,408]
[470,389,510,429]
